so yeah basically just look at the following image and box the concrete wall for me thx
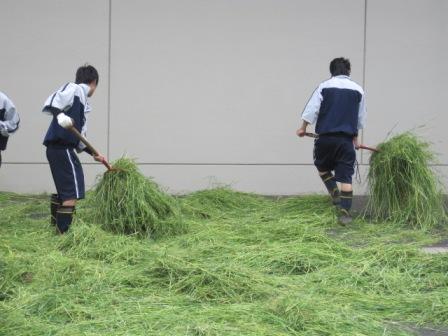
[0,0,446,195]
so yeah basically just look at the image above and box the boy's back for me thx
[297,57,367,225]
[302,75,365,137]
[43,82,90,148]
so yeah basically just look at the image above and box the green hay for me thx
[57,222,155,264]
[181,187,266,219]
[242,240,352,275]
[367,132,447,229]
[150,254,269,303]
[2,191,448,335]
[270,293,407,335]
[87,157,185,237]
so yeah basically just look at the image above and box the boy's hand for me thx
[353,136,360,149]
[296,121,309,138]
[57,113,74,128]
[296,128,306,137]
[93,154,106,163]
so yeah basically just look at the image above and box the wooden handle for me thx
[67,126,112,170]
[68,126,99,156]
[358,144,379,153]
[303,132,379,152]
[305,132,319,138]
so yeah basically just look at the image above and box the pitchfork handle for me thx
[67,126,113,170]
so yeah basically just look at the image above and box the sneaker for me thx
[338,208,352,226]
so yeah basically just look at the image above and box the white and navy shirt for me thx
[42,83,91,149]
[302,75,366,136]
[0,91,20,150]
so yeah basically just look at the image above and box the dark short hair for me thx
[329,57,351,76]
[75,64,99,85]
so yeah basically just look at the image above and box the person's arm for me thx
[74,111,105,162]
[42,84,75,128]
[80,145,105,162]
[76,145,94,156]
[354,93,366,149]
[357,93,366,131]
[353,135,359,149]
[0,96,19,136]
[296,120,310,137]
[297,86,322,137]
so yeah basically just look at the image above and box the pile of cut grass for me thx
[181,187,267,219]
[367,132,447,229]
[87,157,185,237]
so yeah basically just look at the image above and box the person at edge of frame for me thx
[296,57,366,225]
[42,64,105,234]
[0,91,20,167]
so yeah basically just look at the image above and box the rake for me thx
[304,132,379,152]
[67,126,119,171]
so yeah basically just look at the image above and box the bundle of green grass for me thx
[367,132,447,229]
[88,158,185,237]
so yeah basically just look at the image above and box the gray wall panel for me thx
[0,164,106,194]
[3,161,446,196]
[0,163,370,195]
[0,0,109,164]
[139,164,371,195]
[364,0,448,164]
[1,0,446,195]
[109,0,365,164]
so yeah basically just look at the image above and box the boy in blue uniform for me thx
[0,91,20,167]
[297,57,366,224]
[43,65,105,234]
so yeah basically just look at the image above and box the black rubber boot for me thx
[338,208,353,226]
[50,194,61,225]
[338,191,353,225]
[56,206,75,234]
[320,172,340,205]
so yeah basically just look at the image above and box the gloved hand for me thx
[57,113,74,128]
[0,123,9,137]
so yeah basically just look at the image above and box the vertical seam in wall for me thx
[107,0,112,159]
[361,0,368,165]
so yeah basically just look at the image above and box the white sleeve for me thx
[357,94,366,130]
[0,94,20,134]
[301,86,322,125]
[42,84,75,114]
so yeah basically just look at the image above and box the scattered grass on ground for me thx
[1,188,448,335]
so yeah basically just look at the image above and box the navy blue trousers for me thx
[313,135,356,184]
[46,146,85,201]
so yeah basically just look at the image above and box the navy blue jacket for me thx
[302,76,366,136]
[42,83,91,148]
